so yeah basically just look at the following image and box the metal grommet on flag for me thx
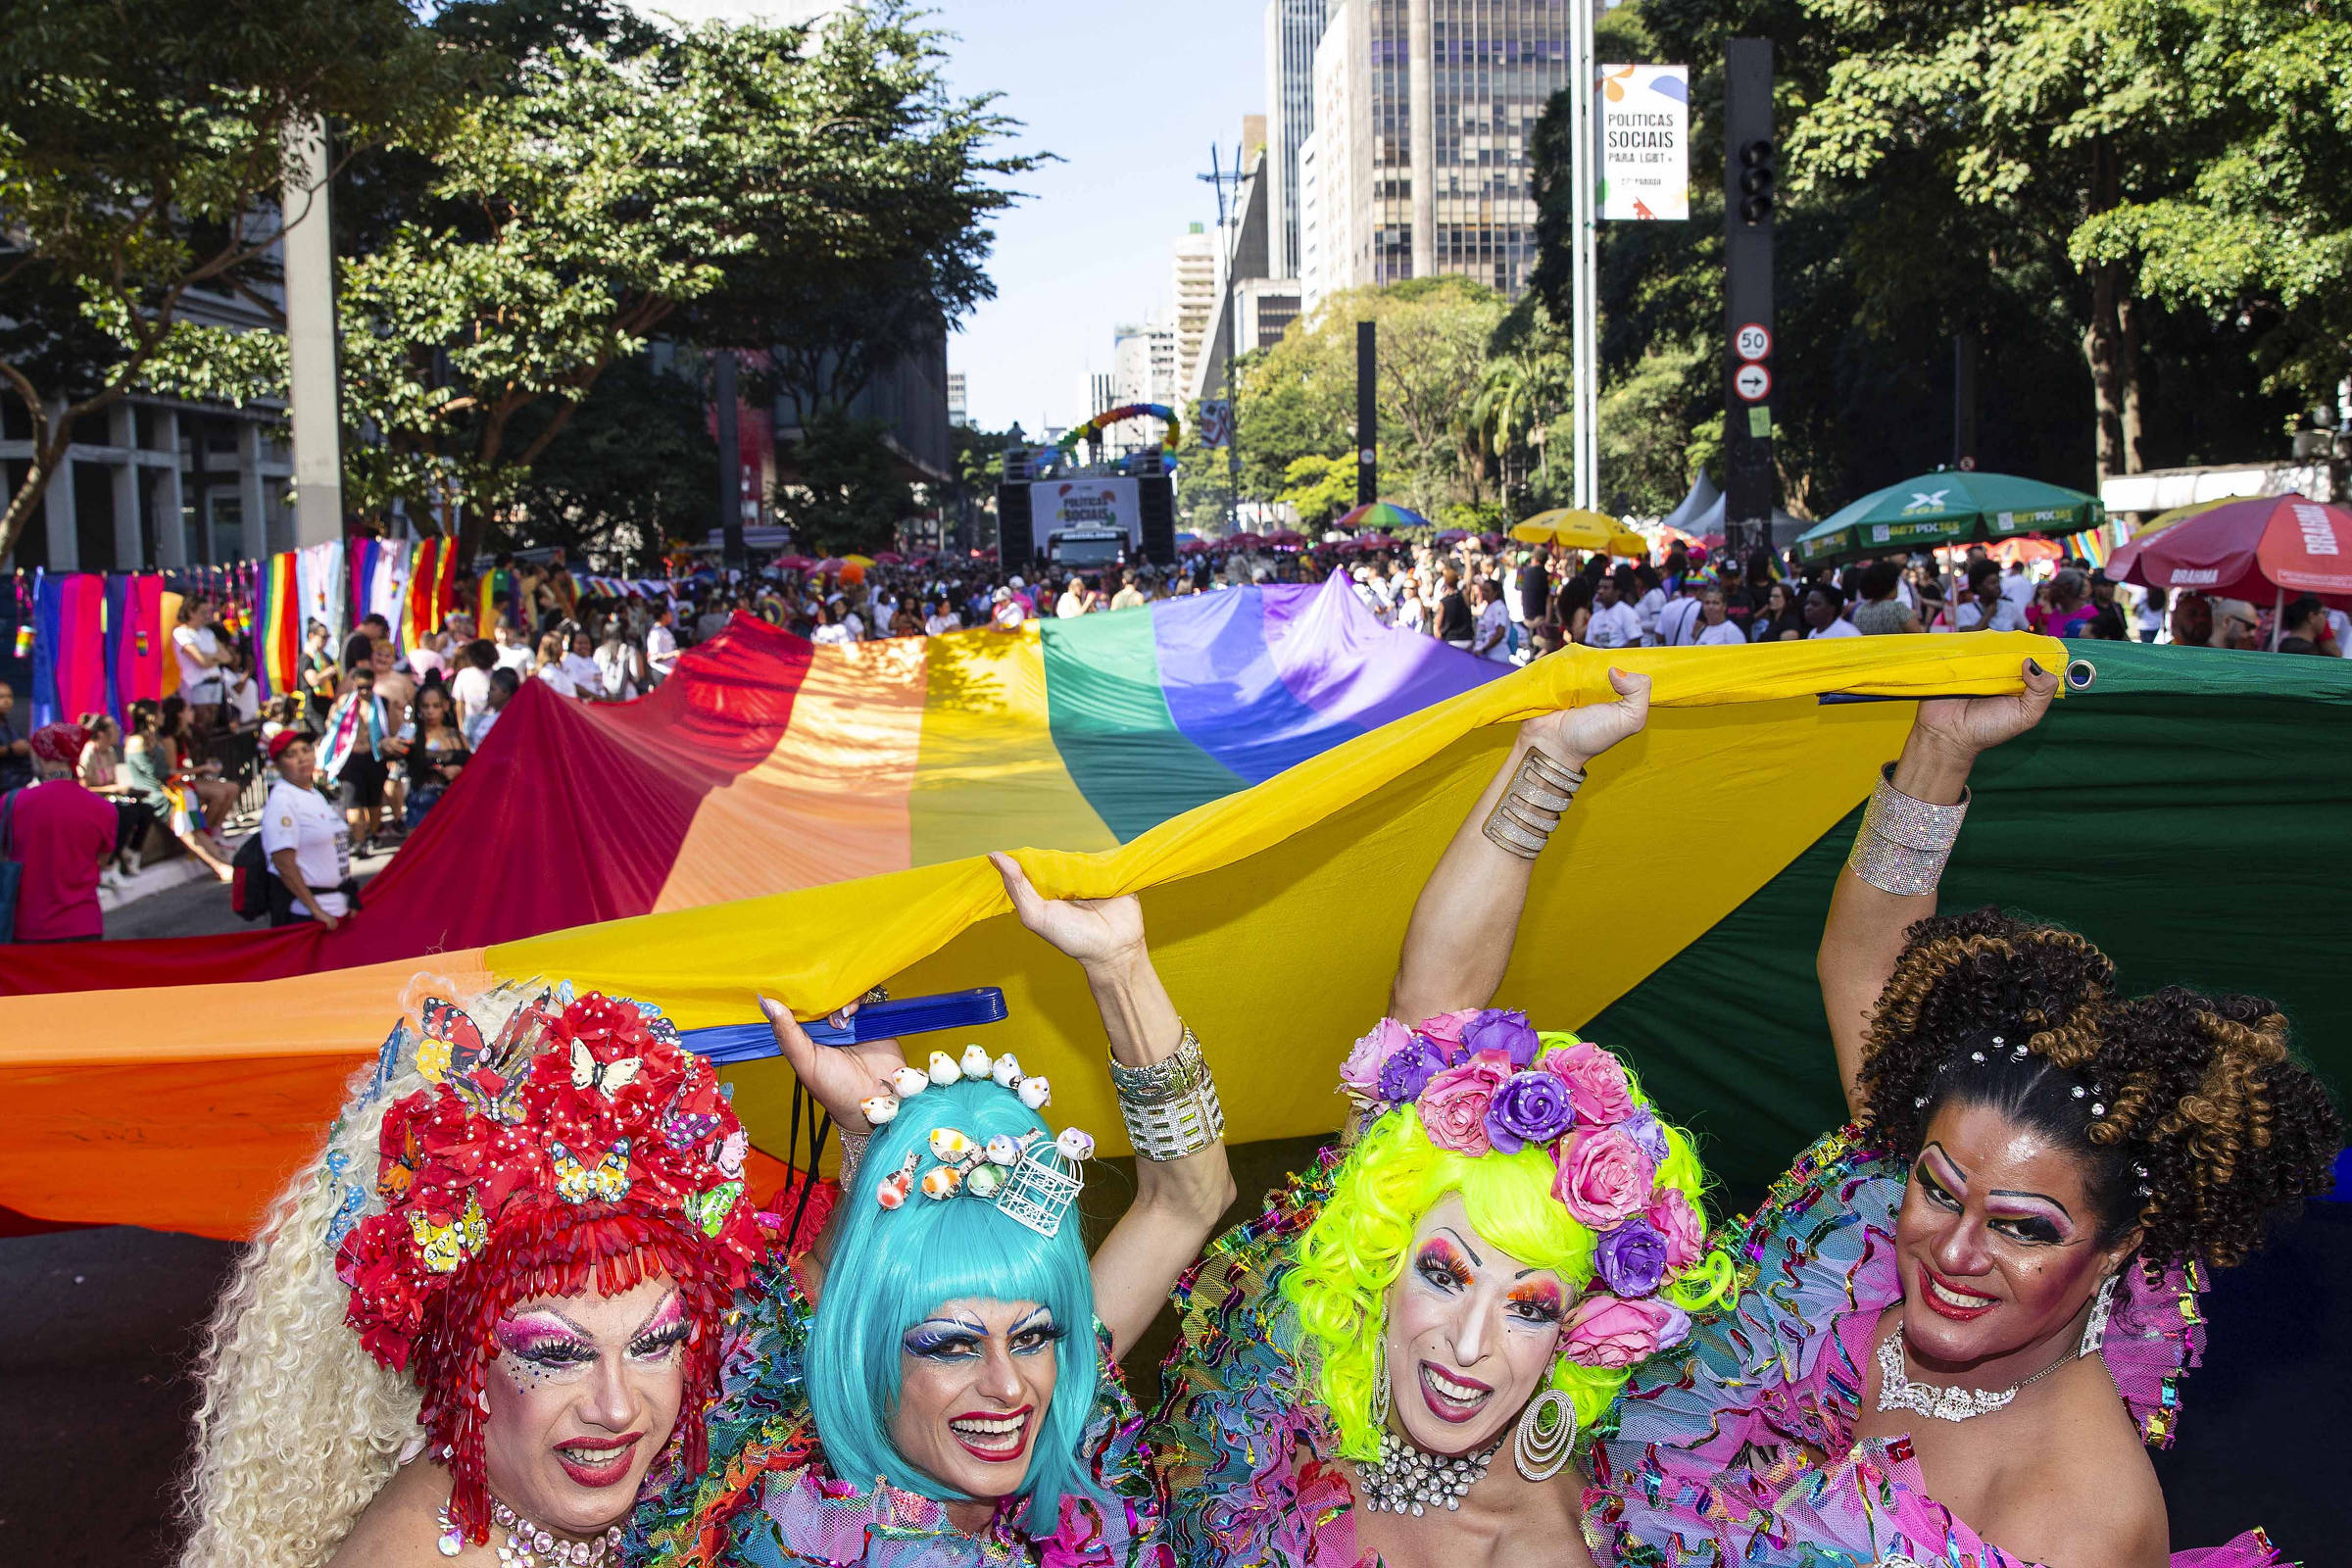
[2065,658,2097,693]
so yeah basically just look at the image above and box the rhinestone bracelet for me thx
[1113,1024,1226,1161]
[1846,763,1971,896]
[1481,745,1586,860]
[836,1129,868,1188]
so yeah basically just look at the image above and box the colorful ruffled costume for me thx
[629,1258,1170,1568]
[1583,1127,2287,1567]
[1150,1150,1376,1567]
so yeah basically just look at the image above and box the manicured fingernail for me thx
[755,993,781,1017]
[2026,659,2044,675]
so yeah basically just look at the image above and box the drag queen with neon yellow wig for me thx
[632,853,1234,1567]
[1151,669,1734,1568]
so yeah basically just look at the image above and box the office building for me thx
[1171,223,1219,408]
[1298,0,1566,309]
[1263,0,1329,280]
[1193,133,1303,404]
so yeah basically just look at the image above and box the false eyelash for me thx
[507,1336,597,1368]
[629,1322,692,1357]
[902,1324,987,1359]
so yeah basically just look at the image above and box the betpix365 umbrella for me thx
[2106,494,2352,634]
[1794,471,2103,566]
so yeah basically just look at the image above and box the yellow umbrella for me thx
[842,553,878,567]
[2135,497,2236,540]
[1511,509,1649,556]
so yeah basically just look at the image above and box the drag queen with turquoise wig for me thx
[632,854,1233,1568]
[1150,670,1736,1568]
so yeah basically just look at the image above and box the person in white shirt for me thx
[260,731,351,926]
[466,667,519,749]
[492,622,535,675]
[593,626,641,699]
[1952,561,2030,632]
[559,628,604,696]
[1655,583,1705,647]
[1055,575,1097,617]
[1470,580,1513,663]
[923,601,963,636]
[532,631,579,697]
[1586,571,1644,650]
[448,641,496,729]
[1694,587,1748,646]
[810,603,857,645]
[172,599,226,716]
[1632,567,1668,645]
[1999,562,2036,610]
[644,607,680,682]
[1802,584,1864,638]
[990,586,1026,630]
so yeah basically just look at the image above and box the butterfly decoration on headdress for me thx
[684,1180,745,1238]
[407,1193,488,1273]
[570,1038,645,1100]
[378,1115,425,1202]
[416,997,488,1084]
[554,1140,632,1204]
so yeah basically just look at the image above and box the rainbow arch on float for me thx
[1054,403,1181,454]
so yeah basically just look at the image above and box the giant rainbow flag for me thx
[1,578,2346,1242]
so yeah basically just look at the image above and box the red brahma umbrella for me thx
[2107,494,2352,645]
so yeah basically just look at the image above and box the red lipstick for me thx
[552,1431,643,1490]
[1416,1362,1494,1424]
[946,1404,1033,1463]
[1916,1261,1999,1322]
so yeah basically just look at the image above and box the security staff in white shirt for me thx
[260,730,352,927]
[1586,570,1644,651]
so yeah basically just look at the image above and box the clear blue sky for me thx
[643,0,1270,433]
[931,0,1268,433]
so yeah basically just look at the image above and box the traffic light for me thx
[1739,139,1776,224]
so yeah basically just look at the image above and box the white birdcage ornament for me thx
[992,1132,1086,1240]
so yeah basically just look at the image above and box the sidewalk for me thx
[103,839,395,941]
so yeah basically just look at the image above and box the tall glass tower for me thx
[1263,0,1329,281]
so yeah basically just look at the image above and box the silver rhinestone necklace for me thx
[1874,1330,2075,1423]
[436,1495,625,1565]
[1355,1429,1501,1516]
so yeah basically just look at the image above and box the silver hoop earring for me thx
[1372,1346,1393,1430]
[2079,1271,2120,1356]
[1513,1386,1576,1482]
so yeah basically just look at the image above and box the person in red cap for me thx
[261,727,354,928]
[3,721,118,942]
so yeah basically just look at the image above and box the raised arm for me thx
[989,853,1234,1360]
[1390,667,1651,1024]
[1818,657,2059,1113]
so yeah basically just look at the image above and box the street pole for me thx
[1356,320,1377,506]
[714,350,744,575]
[1570,0,1598,513]
[281,117,344,551]
[1722,38,1777,560]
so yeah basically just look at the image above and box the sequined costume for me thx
[1582,1127,2287,1568]
[1149,1150,1376,1568]
[629,1258,1169,1568]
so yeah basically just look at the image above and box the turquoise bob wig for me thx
[805,1074,1101,1516]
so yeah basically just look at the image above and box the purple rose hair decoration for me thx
[1377,1037,1447,1103]
[1483,1069,1576,1154]
[1460,1008,1542,1069]
[1620,1107,1670,1165]
[1593,1215,1670,1298]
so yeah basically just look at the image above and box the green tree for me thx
[774,411,914,555]
[0,0,448,558]
[504,352,718,567]
[1278,454,1358,526]
[339,5,1032,564]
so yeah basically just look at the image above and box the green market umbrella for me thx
[1793,470,2104,566]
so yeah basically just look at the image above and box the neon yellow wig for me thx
[1284,1032,1732,1461]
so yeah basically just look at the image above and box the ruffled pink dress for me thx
[1582,1128,2287,1567]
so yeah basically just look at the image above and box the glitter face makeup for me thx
[1382,1194,1573,1456]
[479,1276,688,1544]
[888,1297,1064,1503]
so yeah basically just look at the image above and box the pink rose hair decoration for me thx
[1336,1008,1730,1373]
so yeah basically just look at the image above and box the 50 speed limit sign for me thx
[1735,323,1772,362]
[1733,362,1772,402]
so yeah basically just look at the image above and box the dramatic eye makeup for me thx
[1414,1235,1476,1292]
[1505,1278,1565,1324]
[495,1311,596,1376]
[628,1292,690,1359]
[1008,1306,1065,1356]
[902,1316,989,1361]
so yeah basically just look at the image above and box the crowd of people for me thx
[3,523,2344,947]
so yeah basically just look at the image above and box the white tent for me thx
[1659,472,1808,550]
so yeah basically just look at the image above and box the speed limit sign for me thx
[1734,363,1772,401]
[1734,323,1772,362]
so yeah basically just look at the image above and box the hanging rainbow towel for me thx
[250,552,304,702]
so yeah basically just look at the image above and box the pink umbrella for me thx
[776,554,816,570]
[815,557,848,573]
[1227,532,1265,549]
[1267,528,1307,549]
[2108,494,2352,643]
[1179,537,1210,555]
[873,550,906,564]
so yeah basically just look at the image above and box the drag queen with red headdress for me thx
[178,978,773,1568]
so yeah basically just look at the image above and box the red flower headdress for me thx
[336,987,768,1544]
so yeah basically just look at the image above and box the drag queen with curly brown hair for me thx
[1583,660,2341,1568]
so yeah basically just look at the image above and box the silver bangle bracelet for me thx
[1846,763,1970,896]
[1113,1024,1225,1160]
[1481,745,1584,860]
[835,1129,869,1189]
